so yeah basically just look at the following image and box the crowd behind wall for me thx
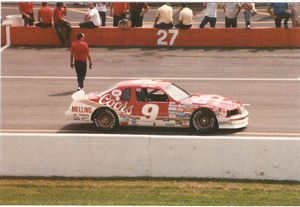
[15,2,300,45]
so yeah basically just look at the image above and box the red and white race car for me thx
[66,80,248,132]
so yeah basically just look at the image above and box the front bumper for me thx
[218,110,249,129]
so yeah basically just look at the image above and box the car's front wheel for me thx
[93,108,119,131]
[191,108,217,133]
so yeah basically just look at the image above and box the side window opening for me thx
[120,88,131,101]
[136,88,169,102]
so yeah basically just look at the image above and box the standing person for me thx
[110,2,128,27]
[70,33,92,91]
[267,3,291,28]
[36,2,52,28]
[290,3,300,27]
[18,2,34,26]
[154,3,173,29]
[53,2,72,46]
[199,3,218,28]
[241,3,257,29]
[223,3,241,28]
[129,3,149,27]
[175,3,193,29]
[79,3,100,28]
[97,2,107,26]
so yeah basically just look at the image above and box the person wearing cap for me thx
[154,3,173,29]
[70,33,92,91]
[79,2,101,28]
[175,3,193,29]
[18,2,34,26]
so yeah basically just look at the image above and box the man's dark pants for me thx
[225,17,238,28]
[99,11,106,26]
[154,22,173,29]
[35,22,52,28]
[113,13,126,27]
[175,23,191,29]
[54,22,72,45]
[274,13,291,28]
[75,61,87,89]
[199,16,217,28]
[130,10,143,27]
[79,21,98,28]
[22,13,34,26]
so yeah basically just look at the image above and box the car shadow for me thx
[49,90,77,97]
[59,123,246,136]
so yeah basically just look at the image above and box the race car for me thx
[65,80,248,132]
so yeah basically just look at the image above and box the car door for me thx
[132,87,169,126]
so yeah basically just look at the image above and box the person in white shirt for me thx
[175,3,193,29]
[241,3,257,29]
[223,3,241,28]
[290,3,300,27]
[199,3,218,28]
[154,3,173,29]
[79,3,101,28]
[97,2,106,26]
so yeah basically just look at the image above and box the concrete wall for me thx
[2,26,300,48]
[1,133,300,181]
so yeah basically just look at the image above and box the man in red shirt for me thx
[36,2,52,28]
[18,2,34,26]
[70,33,92,90]
[53,2,71,46]
[110,2,128,27]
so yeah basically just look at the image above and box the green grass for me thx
[1,177,300,205]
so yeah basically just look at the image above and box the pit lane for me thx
[1,47,300,137]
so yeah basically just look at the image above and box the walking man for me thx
[223,2,241,28]
[70,33,92,91]
[267,3,291,28]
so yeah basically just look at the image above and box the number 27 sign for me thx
[157,29,179,46]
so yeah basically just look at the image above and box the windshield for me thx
[164,83,191,101]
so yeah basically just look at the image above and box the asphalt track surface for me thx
[1,47,300,137]
[1,3,294,28]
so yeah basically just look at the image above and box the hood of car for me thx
[181,93,241,110]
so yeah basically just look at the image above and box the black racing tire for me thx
[92,108,119,131]
[190,108,218,133]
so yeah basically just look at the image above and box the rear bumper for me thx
[218,110,249,129]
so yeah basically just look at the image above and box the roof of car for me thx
[116,79,172,88]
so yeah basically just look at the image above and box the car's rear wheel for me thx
[191,108,217,133]
[93,108,119,131]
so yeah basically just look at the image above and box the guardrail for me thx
[1,26,300,48]
[1,133,299,181]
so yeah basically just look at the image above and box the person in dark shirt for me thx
[267,3,291,28]
[129,3,149,27]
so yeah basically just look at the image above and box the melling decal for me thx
[99,94,133,114]
[72,106,92,113]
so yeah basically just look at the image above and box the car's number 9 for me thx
[140,104,159,121]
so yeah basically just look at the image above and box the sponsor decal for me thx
[99,94,134,115]
[72,106,92,114]
[111,89,122,101]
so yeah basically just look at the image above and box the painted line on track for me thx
[0,130,299,138]
[1,76,300,82]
